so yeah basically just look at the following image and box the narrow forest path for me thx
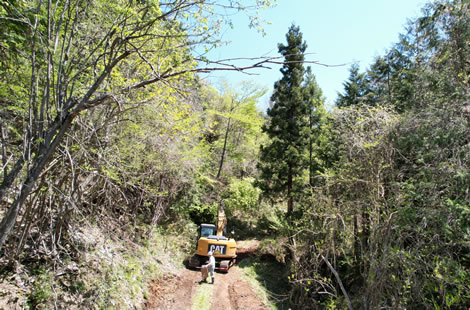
[144,265,270,310]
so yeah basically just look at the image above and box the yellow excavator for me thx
[188,201,237,272]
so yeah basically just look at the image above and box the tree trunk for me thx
[0,118,8,182]
[216,116,231,179]
[287,165,293,215]
[321,255,353,310]
[0,157,25,202]
[353,214,360,262]
[361,207,370,250]
[309,111,314,186]
[0,113,74,252]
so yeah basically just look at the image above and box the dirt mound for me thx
[235,240,261,262]
[236,240,260,255]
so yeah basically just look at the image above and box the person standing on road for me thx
[200,251,216,284]
[207,251,216,284]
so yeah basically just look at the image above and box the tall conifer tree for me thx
[303,67,326,186]
[257,24,310,215]
[336,63,373,107]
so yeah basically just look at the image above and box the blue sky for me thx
[199,0,426,109]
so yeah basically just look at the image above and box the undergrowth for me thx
[239,256,290,310]
[0,219,196,309]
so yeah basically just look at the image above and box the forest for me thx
[0,0,469,309]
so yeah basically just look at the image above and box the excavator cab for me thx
[199,224,216,239]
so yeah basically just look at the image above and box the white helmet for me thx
[208,251,213,256]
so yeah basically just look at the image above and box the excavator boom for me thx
[216,201,227,236]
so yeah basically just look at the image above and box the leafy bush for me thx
[224,177,261,217]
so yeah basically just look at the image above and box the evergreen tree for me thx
[336,63,373,107]
[368,56,392,105]
[303,67,327,186]
[257,24,310,215]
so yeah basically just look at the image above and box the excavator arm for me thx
[216,200,227,236]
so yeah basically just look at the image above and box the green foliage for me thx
[222,177,265,238]
[202,81,267,179]
[170,172,219,224]
[336,63,374,107]
[224,177,261,216]
[366,0,470,112]
[188,202,218,225]
[239,256,290,310]
[191,283,213,310]
[286,2,470,304]
[303,67,328,186]
[258,236,289,264]
[447,199,470,244]
[383,105,470,308]
[28,267,54,308]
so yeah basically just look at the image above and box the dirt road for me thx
[144,265,270,310]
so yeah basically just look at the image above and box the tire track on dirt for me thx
[211,267,268,310]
